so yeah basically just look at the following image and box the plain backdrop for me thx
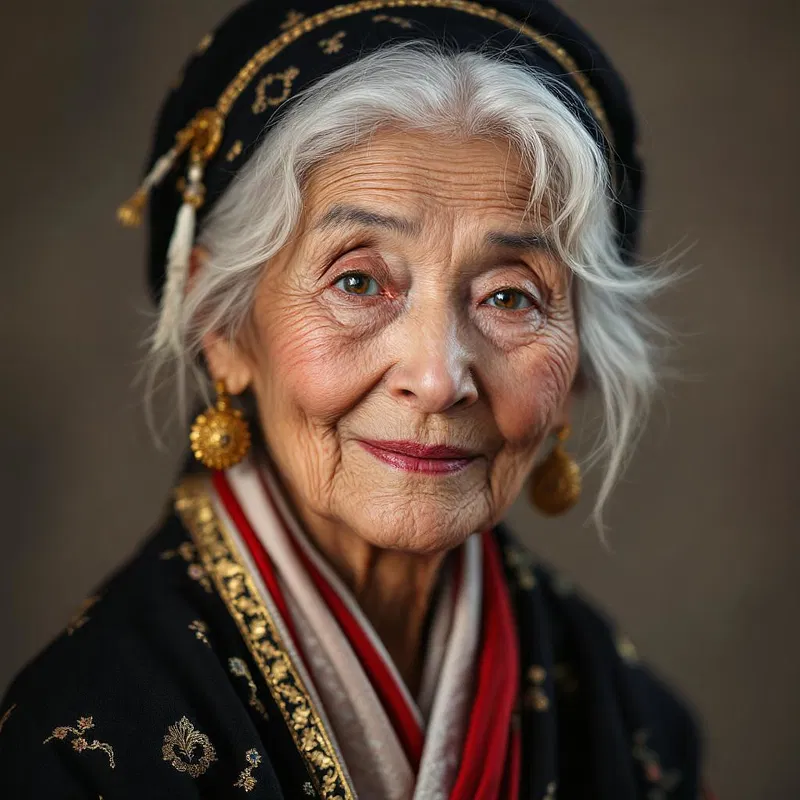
[1,2,798,798]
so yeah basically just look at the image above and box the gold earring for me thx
[190,380,251,470]
[529,424,581,515]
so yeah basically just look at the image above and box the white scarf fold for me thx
[216,457,483,800]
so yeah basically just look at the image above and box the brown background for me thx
[1,1,797,797]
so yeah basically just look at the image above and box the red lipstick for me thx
[358,439,477,474]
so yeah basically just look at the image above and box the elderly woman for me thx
[0,1,709,798]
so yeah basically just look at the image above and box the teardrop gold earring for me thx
[529,424,581,516]
[189,380,251,470]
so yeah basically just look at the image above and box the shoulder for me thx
[496,523,703,799]
[0,500,276,798]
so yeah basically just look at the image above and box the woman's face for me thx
[215,129,579,554]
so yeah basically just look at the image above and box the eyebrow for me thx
[311,204,422,236]
[311,202,552,252]
[485,230,553,252]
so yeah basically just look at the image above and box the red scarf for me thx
[213,470,520,799]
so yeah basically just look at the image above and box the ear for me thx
[201,330,252,396]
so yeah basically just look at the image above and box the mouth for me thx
[357,439,479,475]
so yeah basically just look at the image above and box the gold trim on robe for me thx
[175,477,355,800]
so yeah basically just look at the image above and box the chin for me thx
[347,498,487,555]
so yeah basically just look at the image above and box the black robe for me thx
[0,474,701,799]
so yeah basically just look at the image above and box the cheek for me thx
[252,300,381,423]
[489,327,579,446]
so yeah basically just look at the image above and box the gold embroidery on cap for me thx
[44,716,116,769]
[252,66,300,113]
[229,657,269,720]
[213,1,612,151]
[373,13,414,28]
[226,140,244,162]
[525,664,550,712]
[66,595,101,635]
[162,716,217,778]
[0,703,17,734]
[318,31,346,54]
[121,0,616,233]
[189,620,211,647]
[234,748,263,792]
[280,10,306,30]
[161,541,213,593]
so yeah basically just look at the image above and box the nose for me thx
[386,308,479,414]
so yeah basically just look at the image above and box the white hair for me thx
[148,40,677,531]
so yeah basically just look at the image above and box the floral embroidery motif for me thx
[303,781,316,795]
[318,31,346,54]
[226,140,243,162]
[632,730,682,799]
[504,544,536,590]
[229,657,269,720]
[234,748,263,792]
[162,716,217,779]
[66,595,101,635]
[43,716,115,769]
[0,703,17,734]
[160,541,212,593]
[252,67,300,113]
[176,478,354,799]
[189,620,210,647]
[280,9,306,30]
[525,665,550,712]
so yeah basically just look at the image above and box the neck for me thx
[305,524,447,696]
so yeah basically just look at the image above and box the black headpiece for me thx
[118,0,643,328]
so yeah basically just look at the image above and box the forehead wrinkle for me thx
[298,131,559,269]
[304,131,532,209]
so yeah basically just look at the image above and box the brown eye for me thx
[483,288,534,310]
[334,272,380,296]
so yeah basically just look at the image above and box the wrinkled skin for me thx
[203,129,579,688]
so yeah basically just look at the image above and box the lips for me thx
[358,439,478,474]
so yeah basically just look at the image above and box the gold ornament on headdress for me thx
[190,380,251,470]
[529,425,581,515]
[117,108,224,228]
